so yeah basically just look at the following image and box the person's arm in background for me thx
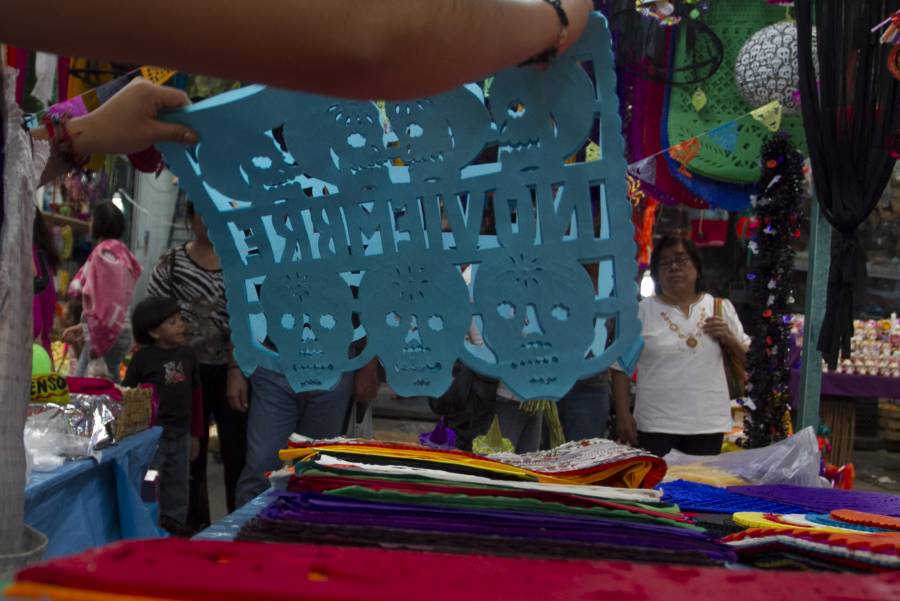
[611,369,637,446]
[225,344,249,413]
[5,0,592,100]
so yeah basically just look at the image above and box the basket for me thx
[113,386,153,441]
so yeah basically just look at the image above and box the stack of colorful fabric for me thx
[235,438,736,565]
[9,538,899,601]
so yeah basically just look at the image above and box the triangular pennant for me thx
[707,121,738,153]
[668,136,701,177]
[139,66,177,85]
[691,88,707,112]
[750,100,783,133]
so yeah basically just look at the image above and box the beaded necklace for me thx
[660,306,707,348]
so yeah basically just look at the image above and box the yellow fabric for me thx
[5,582,167,601]
[664,465,746,487]
[280,444,654,487]
[731,512,853,534]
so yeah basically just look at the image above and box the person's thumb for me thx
[154,85,192,110]
[150,121,199,145]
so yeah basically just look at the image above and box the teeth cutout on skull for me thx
[261,269,355,391]
[360,262,469,397]
[474,252,597,399]
[158,14,643,399]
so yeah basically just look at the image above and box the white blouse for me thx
[624,293,750,435]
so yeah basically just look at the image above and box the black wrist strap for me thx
[518,0,570,67]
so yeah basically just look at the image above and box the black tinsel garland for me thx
[742,135,805,448]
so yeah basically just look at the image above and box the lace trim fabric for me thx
[0,66,49,548]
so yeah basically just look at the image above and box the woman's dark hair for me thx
[33,211,60,272]
[90,201,126,241]
[649,234,706,295]
[132,296,181,345]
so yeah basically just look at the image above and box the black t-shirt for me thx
[123,345,198,436]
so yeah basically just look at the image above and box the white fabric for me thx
[0,66,49,554]
[617,293,749,435]
[31,52,57,108]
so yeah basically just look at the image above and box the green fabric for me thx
[324,485,703,531]
[667,0,806,183]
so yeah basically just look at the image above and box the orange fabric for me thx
[831,509,900,532]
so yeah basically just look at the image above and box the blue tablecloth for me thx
[193,491,272,542]
[25,427,163,558]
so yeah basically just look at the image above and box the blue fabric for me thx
[235,367,352,507]
[158,13,643,401]
[557,387,611,441]
[804,513,893,533]
[657,479,808,514]
[25,427,163,558]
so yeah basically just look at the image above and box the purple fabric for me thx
[257,491,735,562]
[32,246,56,352]
[789,369,900,407]
[728,485,900,517]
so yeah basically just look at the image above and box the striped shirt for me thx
[146,244,230,365]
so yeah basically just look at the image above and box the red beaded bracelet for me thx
[42,112,89,170]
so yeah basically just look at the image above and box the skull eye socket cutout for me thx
[497,302,516,320]
[551,305,570,321]
[386,311,402,328]
[428,315,444,331]
[507,101,526,119]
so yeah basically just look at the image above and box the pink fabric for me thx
[32,246,56,352]
[68,239,141,356]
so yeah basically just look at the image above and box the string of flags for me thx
[627,100,784,178]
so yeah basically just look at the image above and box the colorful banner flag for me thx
[750,100,783,133]
[708,121,738,153]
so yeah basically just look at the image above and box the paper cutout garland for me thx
[159,14,640,400]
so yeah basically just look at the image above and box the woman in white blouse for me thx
[612,235,749,457]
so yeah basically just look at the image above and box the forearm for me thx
[5,0,591,99]
[611,370,632,417]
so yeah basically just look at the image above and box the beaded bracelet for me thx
[42,112,89,170]
[519,0,570,67]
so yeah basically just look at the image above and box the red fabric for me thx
[66,376,123,401]
[191,385,204,438]
[288,473,693,524]
[14,538,900,601]
[690,218,728,247]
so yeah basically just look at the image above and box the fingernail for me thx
[184,131,198,144]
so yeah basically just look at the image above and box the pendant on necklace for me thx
[686,336,698,348]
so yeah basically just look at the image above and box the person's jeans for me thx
[557,385,611,441]
[186,363,248,532]
[152,429,191,528]
[235,367,353,507]
[472,397,543,453]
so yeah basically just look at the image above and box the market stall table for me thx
[789,369,900,464]
[24,427,162,559]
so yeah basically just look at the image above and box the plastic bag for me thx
[662,426,827,488]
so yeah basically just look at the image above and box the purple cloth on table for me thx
[789,369,900,407]
[256,491,734,562]
[728,485,900,517]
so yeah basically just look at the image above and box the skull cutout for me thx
[385,87,491,184]
[473,252,595,399]
[261,269,355,391]
[285,100,392,192]
[359,262,469,397]
[489,58,594,171]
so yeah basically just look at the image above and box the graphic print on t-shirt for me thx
[164,361,187,384]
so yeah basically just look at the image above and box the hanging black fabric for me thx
[796,0,900,368]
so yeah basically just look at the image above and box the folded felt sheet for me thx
[12,538,900,601]
[281,438,666,488]
[310,454,665,503]
[724,527,900,573]
[290,468,691,527]
[236,491,734,564]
